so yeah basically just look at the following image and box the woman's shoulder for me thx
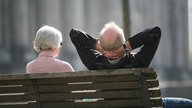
[55,59,70,65]
[55,59,74,71]
[26,59,37,67]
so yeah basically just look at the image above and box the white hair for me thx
[33,25,63,52]
[99,22,126,50]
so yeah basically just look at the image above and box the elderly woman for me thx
[26,25,74,73]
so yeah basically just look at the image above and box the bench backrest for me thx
[0,68,162,108]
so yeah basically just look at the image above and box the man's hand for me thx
[125,41,132,52]
[95,41,104,53]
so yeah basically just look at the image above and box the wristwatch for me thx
[123,44,129,56]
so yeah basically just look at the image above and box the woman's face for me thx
[53,41,63,58]
[52,48,59,58]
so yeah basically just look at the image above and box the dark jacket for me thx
[69,26,161,70]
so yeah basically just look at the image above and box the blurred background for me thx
[0,0,192,99]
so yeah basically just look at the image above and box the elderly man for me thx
[70,22,160,70]
[69,22,192,108]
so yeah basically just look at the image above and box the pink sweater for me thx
[26,51,74,73]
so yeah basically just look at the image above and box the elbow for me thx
[153,26,161,38]
[154,26,161,32]
[69,28,79,44]
[69,28,77,38]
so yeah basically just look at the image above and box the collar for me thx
[107,56,123,65]
[102,54,130,69]
[38,51,54,58]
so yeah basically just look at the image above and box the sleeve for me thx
[128,26,161,67]
[70,28,98,49]
[128,26,161,49]
[63,62,74,72]
[26,63,32,73]
[69,28,101,70]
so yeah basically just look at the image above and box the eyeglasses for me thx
[60,42,63,46]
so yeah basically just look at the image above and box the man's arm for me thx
[128,26,161,50]
[70,29,98,49]
[128,26,161,67]
[69,29,101,70]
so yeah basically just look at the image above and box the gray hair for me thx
[99,22,125,51]
[33,25,63,52]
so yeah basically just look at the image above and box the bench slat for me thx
[0,102,36,108]
[0,73,156,85]
[0,80,159,93]
[38,82,141,92]
[0,75,140,85]
[0,68,156,81]
[36,73,156,84]
[36,75,140,84]
[0,85,34,93]
[150,98,163,107]
[41,99,143,108]
[149,89,161,97]
[147,80,159,88]
[37,80,159,92]
[0,93,36,102]
[0,80,32,85]
[40,90,142,102]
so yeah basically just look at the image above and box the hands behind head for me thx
[95,41,132,60]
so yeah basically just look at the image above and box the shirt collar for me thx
[107,57,123,65]
[38,51,54,58]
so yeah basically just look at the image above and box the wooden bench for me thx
[0,68,162,108]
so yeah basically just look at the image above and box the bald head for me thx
[99,22,125,51]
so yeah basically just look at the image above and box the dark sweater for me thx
[69,26,161,70]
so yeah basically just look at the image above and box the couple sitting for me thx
[26,22,192,108]
[27,22,160,72]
